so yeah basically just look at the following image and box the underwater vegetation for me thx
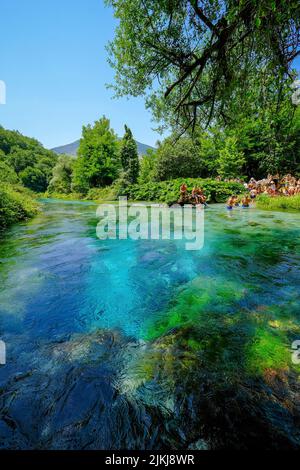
[0,200,300,449]
[125,275,300,449]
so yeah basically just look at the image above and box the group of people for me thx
[226,173,300,210]
[226,194,252,210]
[244,174,300,197]
[216,176,244,184]
[179,183,207,206]
[178,174,300,210]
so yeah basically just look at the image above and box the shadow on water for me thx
[0,199,299,449]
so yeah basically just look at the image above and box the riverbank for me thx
[44,178,245,205]
[256,194,300,211]
[0,183,40,230]
[44,184,300,213]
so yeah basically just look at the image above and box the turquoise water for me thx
[0,199,299,449]
[0,199,201,340]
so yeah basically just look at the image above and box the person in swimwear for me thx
[179,183,188,203]
[196,187,204,203]
[192,186,200,204]
[197,188,208,206]
[192,187,207,205]
[241,195,251,207]
[227,196,235,210]
[180,183,187,195]
[233,195,240,206]
[200,194,208,207]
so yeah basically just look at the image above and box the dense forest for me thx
[0,127,59,229]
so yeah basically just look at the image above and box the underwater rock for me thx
[0,329,184,450]
[140,251,164,264]
[1,323,300,450]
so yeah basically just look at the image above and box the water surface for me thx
[0,199,299,449]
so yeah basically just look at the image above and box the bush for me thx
[85,186,118,201]
[42,178,244,204]
[20,166,48,192]
[117,178,245,204]
[0,183,39,229]
[43,191,83,201]
[256,194,300,211]
[43,186,118,202]
[0,161,19,184]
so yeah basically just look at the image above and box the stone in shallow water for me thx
[140,251,164,263]
[0,330,184,450]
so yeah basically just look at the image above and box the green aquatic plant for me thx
[245,327,290,375]
[142,276,245,341]
[141,271,300,382]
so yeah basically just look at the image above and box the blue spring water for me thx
[0,199,299,449]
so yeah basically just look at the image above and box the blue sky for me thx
[0,0,161,149]
[0,1,299,150]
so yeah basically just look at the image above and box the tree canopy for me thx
[120,125,140,183]
[0,126,57,192]
[106,0,300,132]
[72,117,120,193]
[48,155,74,194]
[154,136,206,180]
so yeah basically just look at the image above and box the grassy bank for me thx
[42,191,84,201]
[45,186,118,202]
[0,183,40,230]
[256,194,300,211]
[45,178,245,204]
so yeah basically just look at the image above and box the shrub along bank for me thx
[256,194,300,211]
[123,179,245,204]
[45,178,245,204]
[0,183,39,230]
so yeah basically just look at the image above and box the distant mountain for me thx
[52,140,80,157]
[52,139,154,157]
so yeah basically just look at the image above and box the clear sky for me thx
[0,1,299,150]
[0,0,161,149]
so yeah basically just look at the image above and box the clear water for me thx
[0,199,299,449]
